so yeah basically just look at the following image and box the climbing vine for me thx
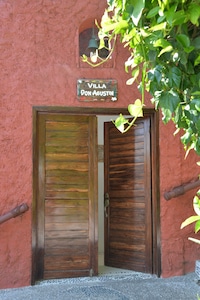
[85,0,200,155]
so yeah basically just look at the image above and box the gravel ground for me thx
[0,272,199,300]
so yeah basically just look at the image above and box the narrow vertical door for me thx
[32,113,98,282]
[104,117,152,273]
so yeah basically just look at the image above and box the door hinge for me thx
[104,192,110,218]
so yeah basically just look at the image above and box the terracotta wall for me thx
[160,121,200,277]
[0,0,199,288]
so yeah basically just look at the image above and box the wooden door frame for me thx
[32,106,160,283]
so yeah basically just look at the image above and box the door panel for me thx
[104,117,152,273]
[32,113,98,282]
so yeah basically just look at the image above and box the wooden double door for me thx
[32,108,160,284]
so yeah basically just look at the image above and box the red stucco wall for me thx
[0,0,199,288]
[160,121,200,277]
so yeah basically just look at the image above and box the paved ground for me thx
[0,271,200,300]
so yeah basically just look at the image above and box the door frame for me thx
[32,106,160,283]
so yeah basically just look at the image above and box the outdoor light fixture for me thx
[79,25,110,63]
[88,28,98,63]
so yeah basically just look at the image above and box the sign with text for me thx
[77,79,117,102]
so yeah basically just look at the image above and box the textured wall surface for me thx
[159,121,200,277]
[0,0,199,289]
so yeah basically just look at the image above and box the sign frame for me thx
[77,79,118,102]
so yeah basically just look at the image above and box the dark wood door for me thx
[104,117,152,273]
[32,113,98,282]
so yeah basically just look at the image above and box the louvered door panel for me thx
[104,118,152,273]
[34,113,97,280]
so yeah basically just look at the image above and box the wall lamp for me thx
[79,26,109,63]
[88,28,99,63]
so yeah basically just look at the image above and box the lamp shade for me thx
[88,35,98,50]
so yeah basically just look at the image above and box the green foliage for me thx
[114,99,144,133]
[181,215,200,231]
[98,0,200,154]
[181,182,200,243]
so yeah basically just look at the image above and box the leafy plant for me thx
[88,0,200,155]
[181,187,200,243]
[181,161,200,243]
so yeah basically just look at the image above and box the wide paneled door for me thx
[104,117,153,273]
[32,113,98,282]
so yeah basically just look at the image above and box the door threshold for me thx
[35,268,155,286]
[98,265,140,276]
